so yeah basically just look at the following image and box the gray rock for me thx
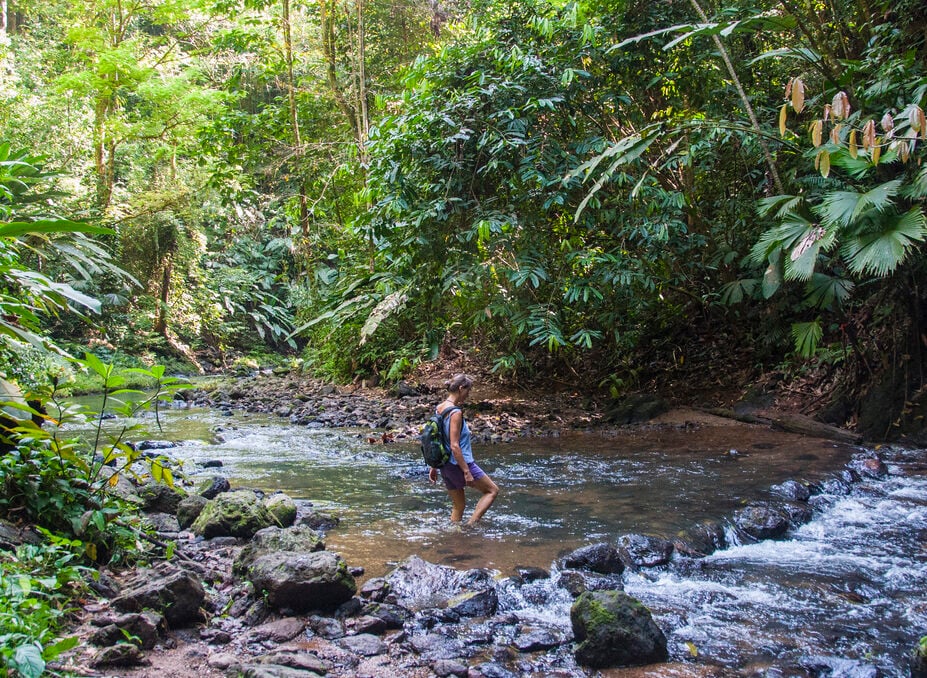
[137,481,185,513]
[338,633,386,656]
[112,565,204,627]
[432,658,468,677]
[249,550,356,613]
[446,588,498,618]
[513,625,565,652]
[176,494,208,529]
[233,525,324,578]
[89,643,147,668]
[88,611,163,649]
[256,651,328,674]
[248,617,307,643]
[571,590,668,668]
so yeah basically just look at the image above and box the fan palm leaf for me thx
[839,207,927,277]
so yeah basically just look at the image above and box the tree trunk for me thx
[1,0,7,36]
[320,0,358,140]
[281,0,310,236]
[154,256,173,337]
[356,0,369,167]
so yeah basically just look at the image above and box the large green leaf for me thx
[0,221,112,238]
[817,180,902,228]
[839,208,927,277]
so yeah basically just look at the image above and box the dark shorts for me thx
[440,461,486,490]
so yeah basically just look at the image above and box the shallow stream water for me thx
[73,402,927,676]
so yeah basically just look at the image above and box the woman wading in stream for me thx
[429,374,499,525]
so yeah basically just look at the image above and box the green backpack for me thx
[420,406,459,468]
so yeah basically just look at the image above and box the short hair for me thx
[446,374,473,393]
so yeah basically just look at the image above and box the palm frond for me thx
[839,207,927,277]
[816,179,902,228]
[803,273,854,310]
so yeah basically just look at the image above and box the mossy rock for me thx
[570,590,668,668]
[190,490,275,539]
[263,493,297,528]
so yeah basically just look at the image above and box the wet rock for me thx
[849,457,888,479]
[297,509,341,532]
[385,555,466,611]
[570,590,668,668]
[512,625,566,652]
[558,570,624,597]
[136,440,177,451]
[778,501,813,527]
[512,566,549,583]
[197,475,231,500]
[770,479,811,502]
[339,632,386,656]
[733,502,790,541]
[811,476,853,497]
[344,614,387,635]
[559,543,624,575]
[471,661,518,677]
[264,493,298,527]
[618,533,674,568]
[396,381,419,397]
[176,494,208,529]
[89,643,147,668]
[191,489,276,539]
[409,632,465,659]
[202,459,224,468]
[112,564,205,627]
[447,588,498,618]
[673,520,727,558]
[88,611,163,649]
[248,550,357,613]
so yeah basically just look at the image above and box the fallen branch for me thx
[699,407,864,445]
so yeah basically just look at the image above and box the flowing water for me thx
[73,403,927,676]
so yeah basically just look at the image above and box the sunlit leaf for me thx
[791,77,805,113]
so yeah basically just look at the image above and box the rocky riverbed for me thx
[32,371,911,678]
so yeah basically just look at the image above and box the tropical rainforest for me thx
[1,0,927,672]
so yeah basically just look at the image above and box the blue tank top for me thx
[439,406,473,464]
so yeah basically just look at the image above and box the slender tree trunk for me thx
[688,0,783,194]
[282,0,309,236]
[356,0,369,167]
[154,256,173,337]
[320,0,358,139]
[93,96,115,210]
[0,0,7,37]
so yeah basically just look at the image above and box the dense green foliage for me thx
[1,0,926,399]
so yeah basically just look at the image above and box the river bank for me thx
[41,369,927,677]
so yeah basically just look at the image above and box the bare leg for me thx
[466,475,499,525]
[448,488,465,523]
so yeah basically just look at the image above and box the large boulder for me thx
[385,556,497,615]
[617,534,674,568]
[560,543,624,575]
[191,490,276,539]
[137,481,186,514]
[176,494,208,529]
[233,525,325,578]
[733,502,791,541]
[570,590,668,668]
[248,550,356,613]
[112,565,205,627]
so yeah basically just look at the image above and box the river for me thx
[74,402,927,676]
